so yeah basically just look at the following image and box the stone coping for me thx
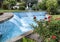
[6,30,33,42]
[0,13,13,23]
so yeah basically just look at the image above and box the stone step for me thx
[27,33,42,42]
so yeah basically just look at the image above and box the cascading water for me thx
[0,15,27,42]
[0,12,46,42]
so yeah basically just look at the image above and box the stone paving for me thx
[27,33,42,42]
[0,13,13,23]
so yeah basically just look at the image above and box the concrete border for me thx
[0,13,13,23]
[6,30,33,42]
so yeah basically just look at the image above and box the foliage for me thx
[3,0,9,9]
[3,0,16,9]
[22,37,36,42]
[19,2,26,6]
[3,0,9,5]
[58,0,60,5]
[32,16,60,42]
[19,6,25,10]
[38,0,59,14]
[7,0,16,4]
[32,4,39,11]
[38,0,47,10]
[46,0,58,14]
[23,0,38,4]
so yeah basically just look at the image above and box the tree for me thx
[3,0,16,9]
[38,0,47,10]
[58,0,60,5]
[0,0,3,8]
[46,0,58,14]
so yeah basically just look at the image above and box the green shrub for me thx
[58,0,60,5]
[46,0,58,14]
[3,0,16,9]
[38,0,47,10]
[32,16,60,42]
[9,0,16,5]
[19,2,26,6]
[32,4,39,11]
[19,6,25,10]
[3,0,9,9]
[3,5,8,9]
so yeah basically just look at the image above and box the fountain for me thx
[0,13,13,42]
[0,12,46,42]
[0,12,33,42]
[25,3,33,11]
[25,5,29,10]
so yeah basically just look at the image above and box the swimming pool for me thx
[0,12,46,42]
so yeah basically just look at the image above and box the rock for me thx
[0,13,13,23]
[27,33,42,42]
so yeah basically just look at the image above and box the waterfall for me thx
[25,5,29,10]
[9,14,30,32]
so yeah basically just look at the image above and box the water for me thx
[0,12,46,42]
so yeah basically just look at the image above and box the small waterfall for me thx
[9,15,22,29]
[25,3,33,11]
[25,5,29,10]
[9,14,30,32]
[0,23,5,35]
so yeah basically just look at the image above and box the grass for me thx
[0,10,27,13]
[52,15,60,19]
[16,37,36,42]
[0,10,45,13]
[22,37,36,42]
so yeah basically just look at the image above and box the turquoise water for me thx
[0,12,46,42]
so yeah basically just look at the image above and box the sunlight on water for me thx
[0,12,46,42]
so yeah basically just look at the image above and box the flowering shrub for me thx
[32,15,60,42]
[52,35,56,39]
[33,16,36,19]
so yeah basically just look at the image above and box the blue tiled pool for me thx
[0,12,46,42]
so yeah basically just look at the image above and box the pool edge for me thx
[6,30,33,42]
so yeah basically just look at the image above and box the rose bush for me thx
[32,15,60,42]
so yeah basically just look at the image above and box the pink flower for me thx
[52,35,56,39]
[33,16,36,19]
[48,15,51,19]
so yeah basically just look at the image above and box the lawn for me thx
[0,10,26,13]
[52,15,60,19]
